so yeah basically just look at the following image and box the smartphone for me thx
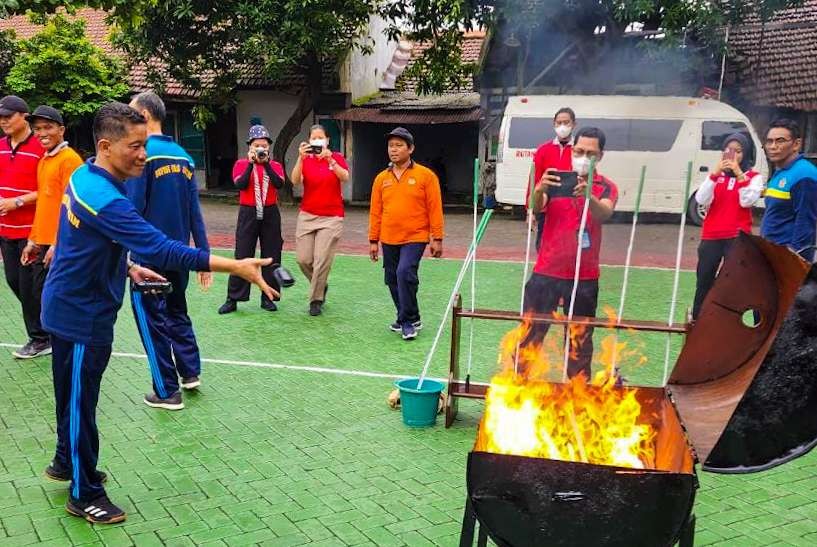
[309,145,323,155]
[722,149,736,161]
[547,171,579,198]
[134,280,173,294]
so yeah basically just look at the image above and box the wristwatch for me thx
[14,198,23,209]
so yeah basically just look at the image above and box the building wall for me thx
[235,90,312,177]
[350,122,479,204]
[343,16,396,101]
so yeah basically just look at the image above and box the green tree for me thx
[4,13,129,122]
[0,29,17,94]
[106,0,380,170]
[391,0,807,93]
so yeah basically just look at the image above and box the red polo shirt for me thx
[0,132,45,239]
[300,152,348,217]
[534,174,618,280]
[526,138,573,208]
[232,159,283,207]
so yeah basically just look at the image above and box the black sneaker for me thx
[13,339,51,359]
[261,300,278,311]
[401,323,418,340]
[389,320,423,333]
[44,462,108,484]
[66,495,126,524]
[180,376,200,390]
[143,391,184,410]
[218,299,237,314]
[309,301,322,316]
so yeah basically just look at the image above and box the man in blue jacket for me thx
[127,91,210,410]
[41,102,276,524]
[761,118,817,261]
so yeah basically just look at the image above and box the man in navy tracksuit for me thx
[761,118,817,262]
[41,102,276,524]
[127,91,210,410]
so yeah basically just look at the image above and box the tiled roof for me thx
[0,8,329,100]
[397,31,486,92]
[729,1,817,111]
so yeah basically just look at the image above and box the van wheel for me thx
[686,192,707,226]
[511,205,526,219]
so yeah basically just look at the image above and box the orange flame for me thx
[475,311,656,469]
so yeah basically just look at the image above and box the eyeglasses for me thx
[764,137,793,147]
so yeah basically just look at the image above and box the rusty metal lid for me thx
[668,234,815,472]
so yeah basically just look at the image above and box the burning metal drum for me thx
[464,234,817,547]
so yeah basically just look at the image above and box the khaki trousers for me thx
[295,211,344,302]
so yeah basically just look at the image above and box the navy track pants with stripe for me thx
[130,269,201,398]
[52,335,111,502]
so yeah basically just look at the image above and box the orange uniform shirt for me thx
[369,161,444,245]
[28,144,83,245]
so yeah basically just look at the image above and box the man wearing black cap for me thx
[0,95,48,358]
[22,106,83,266]
[368,127,444,340]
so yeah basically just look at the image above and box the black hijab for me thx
[723,132,755,173]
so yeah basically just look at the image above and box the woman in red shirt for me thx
[290,124,350,316]
[693,132,764,319]
[218,125,285,314]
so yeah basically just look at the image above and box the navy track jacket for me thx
[127,134,209,266]
[42,160,211,345]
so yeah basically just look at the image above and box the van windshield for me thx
[508,117,683,152]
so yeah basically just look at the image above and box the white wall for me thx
[235,90,312,196]
[345,15,396,101]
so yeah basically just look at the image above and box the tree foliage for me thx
[4,14,129,122]
[0,29,17,94]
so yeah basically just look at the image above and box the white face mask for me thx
[309,138,328,148]
[573,155,592,176]
[554,124,572,140]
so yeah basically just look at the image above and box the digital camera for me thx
[254,147,269,161]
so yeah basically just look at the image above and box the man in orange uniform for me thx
[369,127,444,340]
[22,106,83,272]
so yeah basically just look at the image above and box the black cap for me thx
[385,126,414,146]
[0,95,30,117]
[26,105,64,126]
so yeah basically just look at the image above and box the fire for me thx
[475,313,656,469]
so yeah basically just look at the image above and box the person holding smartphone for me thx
[290,124,349,316]
[692,132,763,319]
[523,127,618,379]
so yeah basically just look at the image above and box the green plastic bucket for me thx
[395,378,445,427]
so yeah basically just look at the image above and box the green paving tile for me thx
[1,255,816,546]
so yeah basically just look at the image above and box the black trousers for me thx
[51,335,112,502]
[227,205,282,304]
[522,273,599,379]
[382,242,427,325]
[693,238,735,319]
[0,237,48,342]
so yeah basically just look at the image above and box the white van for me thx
[494,95,767,224]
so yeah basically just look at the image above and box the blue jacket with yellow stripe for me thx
[126,134,209,268]
[42,160,211,345]
[761,155,817,261]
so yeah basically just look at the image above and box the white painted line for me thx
[0,342,490,386]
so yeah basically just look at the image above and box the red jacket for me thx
[0,132,45,239]
[700,170,761,240]
[232,158,283,207]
